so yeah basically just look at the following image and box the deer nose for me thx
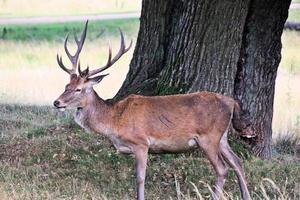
[53,100,60,107]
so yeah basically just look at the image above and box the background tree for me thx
[113,0,291,159]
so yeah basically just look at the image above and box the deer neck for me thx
[74,90,115,137]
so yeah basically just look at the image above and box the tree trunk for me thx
[234,0,291,158]
[113,0,291,159]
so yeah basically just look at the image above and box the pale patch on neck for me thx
[74,107,114,136]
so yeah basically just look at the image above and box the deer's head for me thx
[53,21,132,110]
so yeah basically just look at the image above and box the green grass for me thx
[0,104,299,199]
[0,19,139,102]
[288,9,300,22]
[0,18,139,41]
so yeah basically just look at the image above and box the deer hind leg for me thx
[196,137,228,200]
[219,132,251,200]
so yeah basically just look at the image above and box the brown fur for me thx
[54,77,251,200]
[54,22,251,199]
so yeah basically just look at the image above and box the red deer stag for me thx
[54,21,252,200]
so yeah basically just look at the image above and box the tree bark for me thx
[113,0,291,159]
[234,0,291,158]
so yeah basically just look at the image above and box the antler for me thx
[81,29,132,77]
[57,20,88,75]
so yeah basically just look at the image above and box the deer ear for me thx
[87,74,109,85]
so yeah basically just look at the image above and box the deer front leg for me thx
[134,146,148,200]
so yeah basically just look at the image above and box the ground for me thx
[0,104,299,199]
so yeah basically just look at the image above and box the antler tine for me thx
[126,39,133,52]
[56,54,73,74]
[63,33,73,67]
[78,60,90,77]
[87,29,132,77]
[110,28,133,64]
[87,45,112,77]
[63,20,89,74]
[78,60,82,75]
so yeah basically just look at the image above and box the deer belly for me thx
[148,137,198,153]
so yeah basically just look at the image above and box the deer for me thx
[53,21,253,200]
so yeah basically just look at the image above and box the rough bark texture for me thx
[113,0,291,159]
[234,0,291,158]
[116,0,250,98]
[115,0,169,97]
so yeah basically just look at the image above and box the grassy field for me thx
[289,0,300,22]
[288,9,300,22]
[0,19,139,41]
[0,0,141,18]
[274,31,300,133]
[0,19,139,102]
[0,104,299,199]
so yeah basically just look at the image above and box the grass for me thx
[0,19,139,102]
[0,0,141,18]
[288,9,300,22]
[280,31,300,74]
[274,132,300,155]
[272,31,300,136]
[0,18,139,41]
[0,104,299,199]
[273,68,300,134]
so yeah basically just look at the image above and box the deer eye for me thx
[75,89,81,92]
